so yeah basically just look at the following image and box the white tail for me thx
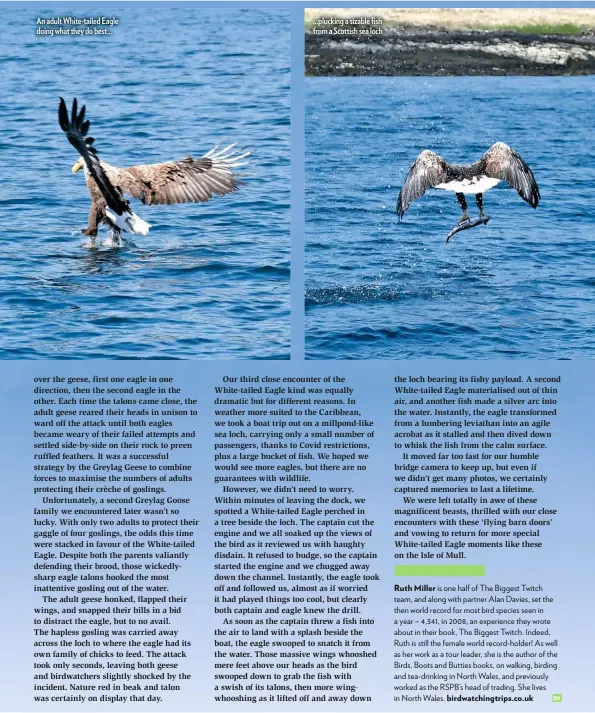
[105,207,151,236]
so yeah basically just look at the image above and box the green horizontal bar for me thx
[395,565,485,577]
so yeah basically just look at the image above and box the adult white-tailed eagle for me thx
[397,142,540,225]
[58,98,251,244]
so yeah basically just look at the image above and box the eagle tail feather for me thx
[104,207,151,236]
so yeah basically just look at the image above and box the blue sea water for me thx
[0,5,290,359]
[306,76,595,359]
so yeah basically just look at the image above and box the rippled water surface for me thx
[0,6,290,358]
[306,77,595,359]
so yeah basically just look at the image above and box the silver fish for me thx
[446,215,490,243]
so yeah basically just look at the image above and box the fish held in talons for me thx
[446,215,491,243]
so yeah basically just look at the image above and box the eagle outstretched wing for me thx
[58,97,129,217]
[115,145,253,206]
[397,149,448,219]
[480,142,540,208]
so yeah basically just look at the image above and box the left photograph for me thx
[0,4,290,359]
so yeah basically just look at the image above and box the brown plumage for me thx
[59,98,251,240]
[104,152,249,207]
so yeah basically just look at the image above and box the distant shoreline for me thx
[306,27,595,76]
[305,9,595,77]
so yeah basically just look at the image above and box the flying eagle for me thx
[58,98,251,244]
[397,142,540,229]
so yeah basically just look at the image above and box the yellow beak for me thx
[72,159,84,174]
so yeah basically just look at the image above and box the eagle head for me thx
[72,157,85,174]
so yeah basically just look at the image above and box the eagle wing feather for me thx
[480,142,540,208]
[118,145,252,206]
[58,98,129,217]
[397,150,448,219]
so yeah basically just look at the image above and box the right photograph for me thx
[304,8,595,359]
